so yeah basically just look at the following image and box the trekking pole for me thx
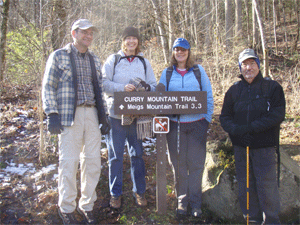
[246,146,250,225]
[176,115,181,211]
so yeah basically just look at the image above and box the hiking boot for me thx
[110,196,121,209]
[58,208,79,225]
[191,208,202,218]
[176,203,187,218]
[77,207,96,224]
[133,192,147,207]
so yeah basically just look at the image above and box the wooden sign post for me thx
[114,83,207,214]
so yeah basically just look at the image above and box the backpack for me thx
[166,65,201,91]
[113,54,147,75]
[233,77,280,186]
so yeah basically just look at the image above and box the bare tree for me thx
[225,0,233,49]
[235,0,242,36]
[273,0,278,53]
[0,0,10,81]
[204,0,212,51]
[149,0,168,64]
[292,0,299,51]
[253,0,269,77]
[252,0,259,48]
[244,0,251,44]
[168,0,175,55]
[51,0,68,50]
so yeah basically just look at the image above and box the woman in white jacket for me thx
[102,27,157,209]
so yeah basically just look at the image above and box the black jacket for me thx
[220,72,286,148]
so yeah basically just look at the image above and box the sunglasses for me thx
[174,47,188,52]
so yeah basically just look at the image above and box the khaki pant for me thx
[58,106,101,213]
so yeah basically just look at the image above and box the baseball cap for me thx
[238,49,258,64]
[238,49,260,70]
[172,38,190,50]
[71,19,98,32]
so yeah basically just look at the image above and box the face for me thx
[72,28,94,50]
[173,47,189,64]
[124,36,138,54]
[241,58,259,84]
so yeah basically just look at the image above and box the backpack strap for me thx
[166,65,202,91]
[113,54,147,75]
[113,54,122,75]
[192,65,202,90]
[166,66,173,91]
[262,77,280,187]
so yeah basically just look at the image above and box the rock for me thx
[202,141,300,223]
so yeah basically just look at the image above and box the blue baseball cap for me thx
[172,38,190,50]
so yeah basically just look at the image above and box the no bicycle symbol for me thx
[153,117,169,133]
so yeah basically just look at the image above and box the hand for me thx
[47,113,64,134]
[100,116,111,135]
[140,81,151,91]
[241,133,254,146]
[232,125,251,136]
[124,84,136,92]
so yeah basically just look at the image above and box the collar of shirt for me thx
[176,68,188,77]
[71,44,89,58]
[125,53,135,63]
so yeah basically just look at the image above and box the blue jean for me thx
[106,117,146,197]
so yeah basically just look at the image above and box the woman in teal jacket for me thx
[159,38,214,218]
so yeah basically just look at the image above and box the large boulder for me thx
[202,141,300,224]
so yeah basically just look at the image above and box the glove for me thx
[232,125,252,137]
[241,133,254,146]
[100,116,111,135]
[140,81,151,91]
[47,113,64,134]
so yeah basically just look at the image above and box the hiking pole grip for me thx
[246,146,250,225]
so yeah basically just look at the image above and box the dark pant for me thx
[234,145,281,224]
[106,117,146,197]
[167,119,209,209]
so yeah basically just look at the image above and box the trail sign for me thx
[112,83,208,215]
[153,117,169,133]
[114,91,207,115]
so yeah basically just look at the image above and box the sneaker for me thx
[77,207,96,224]
[176,203,187,218]
[110,196,121,209]
[133,192,147,207]
[58,208,79,225]
[192,208,202,218]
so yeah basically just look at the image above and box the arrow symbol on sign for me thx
[119,104,124,110]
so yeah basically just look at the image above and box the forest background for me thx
[0,0,299,224]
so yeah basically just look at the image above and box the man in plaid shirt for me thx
[42,19,110,224]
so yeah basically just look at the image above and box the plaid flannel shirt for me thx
[42,43,104,126]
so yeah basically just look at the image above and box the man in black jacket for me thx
[220,49,285,224]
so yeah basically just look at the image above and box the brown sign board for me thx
[114,91,207,115]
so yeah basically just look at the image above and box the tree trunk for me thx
[51,0,67,50]
[204,0,212,52]
[292,0,299,52]
[149,0,168,64]
[252,0,259,49]
[253,0,269,78]
[235,0,242,37]
[244,0,251,45]
[0,0,10,81]
[273,0,278,54]
[225,0,233,50]
[168,0,175,56]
